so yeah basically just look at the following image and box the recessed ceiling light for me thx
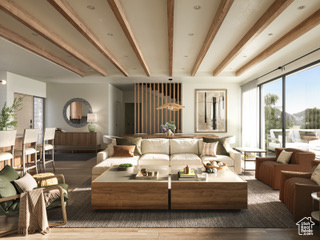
[107,33,113,36]
[268,33,273,36]
[188,33,194,36]
[0,80,7,85]
[184,55,188,58]
[193,5,201,10]
[297,5,305,10]
[87,5,95,10]
[31,32,38,36]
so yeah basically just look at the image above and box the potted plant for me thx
[0,97,23,131]
[161,121,176,136]
[117,163,134,173]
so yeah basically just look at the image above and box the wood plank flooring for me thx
[5,155,320,239]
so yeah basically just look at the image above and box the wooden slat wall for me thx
[134,83,182,134]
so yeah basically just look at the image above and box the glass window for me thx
[261,78,283,156]
[34,97,44,144]
[285,64,320,157]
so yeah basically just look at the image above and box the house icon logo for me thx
[296,217,315,236]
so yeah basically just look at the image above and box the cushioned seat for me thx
[170,153,201,166]
[37,144,54,151]
[139,154,170,165]
[0,153,13,162]
[15,148,38,156]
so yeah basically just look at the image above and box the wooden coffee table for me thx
[91,165,169,209]
[170,166,247,210]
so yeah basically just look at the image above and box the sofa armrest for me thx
[228,149,242,174]
[295,152,315,170]
[279,171,312,201]
[97,149,109,164]
[255,157,276,179]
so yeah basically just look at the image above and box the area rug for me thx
[49,175,296,228]
[53,152,96,161]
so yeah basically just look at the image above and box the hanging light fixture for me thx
[156,103,185,111]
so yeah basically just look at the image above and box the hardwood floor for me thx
[5,155,320,239]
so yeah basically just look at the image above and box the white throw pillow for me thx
[201,142,218,157]
[311,164,320,185]
[276,150,293,164]
[141,138,170,154]
[14,172,37,192]
[170,138,199,155]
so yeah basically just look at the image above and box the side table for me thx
[311,192,320,223]
[234,147,266,173]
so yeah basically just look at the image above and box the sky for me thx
[262,63,320,114]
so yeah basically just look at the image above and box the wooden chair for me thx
[37,128,56,172]
[15,129,39,174]
[0,130,16,168]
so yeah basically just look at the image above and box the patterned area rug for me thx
[49,174,296,228]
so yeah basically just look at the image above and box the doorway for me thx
[125,103,134,135]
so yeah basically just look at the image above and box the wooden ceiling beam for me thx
[213,0,294,76]
[236,9,320,76]
[107,0,150,76]
[191,0,234,76]
[48,0,128,76]
[167,0,174,76]
[0,0,107,76]
[0,25,85,76]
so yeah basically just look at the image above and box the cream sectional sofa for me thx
[92,138,242,180]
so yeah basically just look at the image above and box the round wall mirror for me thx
[63,98,92,128]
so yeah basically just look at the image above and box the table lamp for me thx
[87,113,97,132]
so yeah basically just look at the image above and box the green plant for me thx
[0,97,23,131]
[119,163,133,168]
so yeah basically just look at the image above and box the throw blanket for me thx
[18,189,49,236]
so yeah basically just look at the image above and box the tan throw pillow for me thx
[14,172,37,193]
[112,145,135,157]
[311,164,320,185]
[276,150,293,164]
[201,142,218,157]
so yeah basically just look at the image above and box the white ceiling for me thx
[0,0,319,89]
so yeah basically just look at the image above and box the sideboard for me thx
[55,132,100,153]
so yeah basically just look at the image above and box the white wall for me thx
[108,84,124,136]
[182,82,241,145]
[0,71,7,106]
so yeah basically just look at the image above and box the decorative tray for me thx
[202,160,226,170]
[135,171,159,180]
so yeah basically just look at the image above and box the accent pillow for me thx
[276,150,293,164]
[14,172,37,193]
[201,142,218,157]
[116,137,142,156]
[311,164,320,185]
[303,136,319,143]
[0,165,19,181]
[0,176,18,211]
[112,145,135,157]
[203,137,230,156]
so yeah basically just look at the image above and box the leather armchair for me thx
[255,148,315,189]
[279,160,320,222]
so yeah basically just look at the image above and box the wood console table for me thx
[55,132,100,153]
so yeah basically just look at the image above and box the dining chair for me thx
[37,128,56,172]
[0,130,17,167]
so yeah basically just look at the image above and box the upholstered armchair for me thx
[279,160,320,222]
[255,148,315,189]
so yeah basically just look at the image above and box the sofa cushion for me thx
[277,150,293,164]
[139,154,170,165]
[112,145,135,157]
[0,165,19,181]
[170,153,201,166]
[141,138,170,154]
[107,139,117,156]
[116,137,142,156]
[201,155,234,167]
[170,139,199,155]
[0,176,18,211]
[203,137,230,156]
[201,142,218,157]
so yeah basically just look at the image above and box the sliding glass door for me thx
[260,62,320,157]
[260,78,283,155]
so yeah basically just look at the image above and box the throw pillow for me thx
[116,137,142,156]
[203,137,230,156]
[303,136,319,143]
[14,172,37,193]
[276,150,293,164]
[0,175,18,211]
[0,165,19,181]
[201,142,218,157]
[112,145,135,157]
[311,164,320,185]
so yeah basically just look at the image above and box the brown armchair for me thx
[255,148,315,189]
[279,160,320,222]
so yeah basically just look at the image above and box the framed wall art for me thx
[195,89,227,133]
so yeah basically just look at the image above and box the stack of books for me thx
[178,169,196,181]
